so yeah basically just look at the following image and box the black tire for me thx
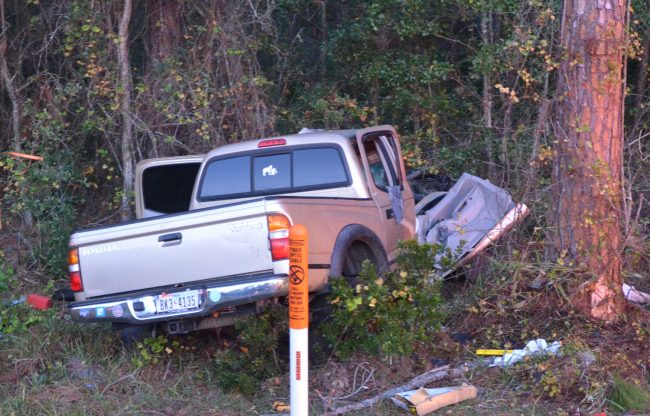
[342,241,377,277]
[329,224,388,278]
[112,323,155,346]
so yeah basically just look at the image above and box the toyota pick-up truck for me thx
[67,125,527,337]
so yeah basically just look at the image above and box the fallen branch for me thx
[323,365,465,415]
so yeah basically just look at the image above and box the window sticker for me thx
[263,164,278,176]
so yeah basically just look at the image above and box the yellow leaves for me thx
[467,305,479,314]
[495,83,519,103]
[517,69,534,86]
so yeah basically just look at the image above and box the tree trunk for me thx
[145,0,182,68]
[118,0,134,220]
[0,0,21,152]
[481,10,496,182]
[320,0,327,84]
[553,0,627,322]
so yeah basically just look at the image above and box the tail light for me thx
[68,248,83,292]
[267,214,290,261]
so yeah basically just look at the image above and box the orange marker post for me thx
[289,224,309,415]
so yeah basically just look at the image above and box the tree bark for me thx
[481,10,496,182]
[0,0,21,151]
[118,0,134,220]
[553,0,627,322]
[320,0,327,84]
[145,0,182,68]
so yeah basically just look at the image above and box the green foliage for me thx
[1,116,89,275]
[608,376,650,412]
[0,302,49,335]
[322,240,444,358]
[277,89,373,132]
[132,335,178,368]
[211,305,287,395]
[0,254,13,294]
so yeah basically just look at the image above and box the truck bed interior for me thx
[142,162,201,216]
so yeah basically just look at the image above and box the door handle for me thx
[158,232,182,243]
[385,208,394,220]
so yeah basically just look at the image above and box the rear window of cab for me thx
[198,145,350,200]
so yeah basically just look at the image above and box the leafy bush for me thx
[0,256,13,294]
[0,302,49,335]
[1,116,89,276]
[322,240,445,358]
[211,305,288,395]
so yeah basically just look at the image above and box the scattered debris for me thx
[3,151,44,161]
[490,339,561,367]
[27,293,52,310]
[415,173,529,276]
[272,401,290,412]
[391,384,477,415]
[576,351,597,368]
[323,365,465,415]
[623,283,650,305]
[475,348,514,356]
[10,295,25,305]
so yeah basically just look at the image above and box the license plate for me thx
[156,290,200,313]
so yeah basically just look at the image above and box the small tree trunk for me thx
[481,10,496,182]
[118,0,134,220]
[553,0,627,322]
[0,0,21,152]
[320,0,327,84]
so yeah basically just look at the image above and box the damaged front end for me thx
[413,173,529,276]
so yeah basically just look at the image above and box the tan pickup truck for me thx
[67,125,526,337]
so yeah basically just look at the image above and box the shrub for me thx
[211,305,288,395]
[322,240,445,358]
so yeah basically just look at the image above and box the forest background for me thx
[0,0,650,414]
[1,0,649,278]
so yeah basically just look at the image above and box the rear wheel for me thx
[112,323,155,346]
[342,241,377,278]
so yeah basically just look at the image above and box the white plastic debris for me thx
[623,283,650,305]
[490,338,561,367]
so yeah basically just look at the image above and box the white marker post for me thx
[289,224,309,415]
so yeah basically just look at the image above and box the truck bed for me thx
[71,198,273,299]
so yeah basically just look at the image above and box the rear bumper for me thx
[68,272,288,324]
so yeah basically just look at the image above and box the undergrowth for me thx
[607,375,650,412]
[322,240,445,358]
[210,305,288,396]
